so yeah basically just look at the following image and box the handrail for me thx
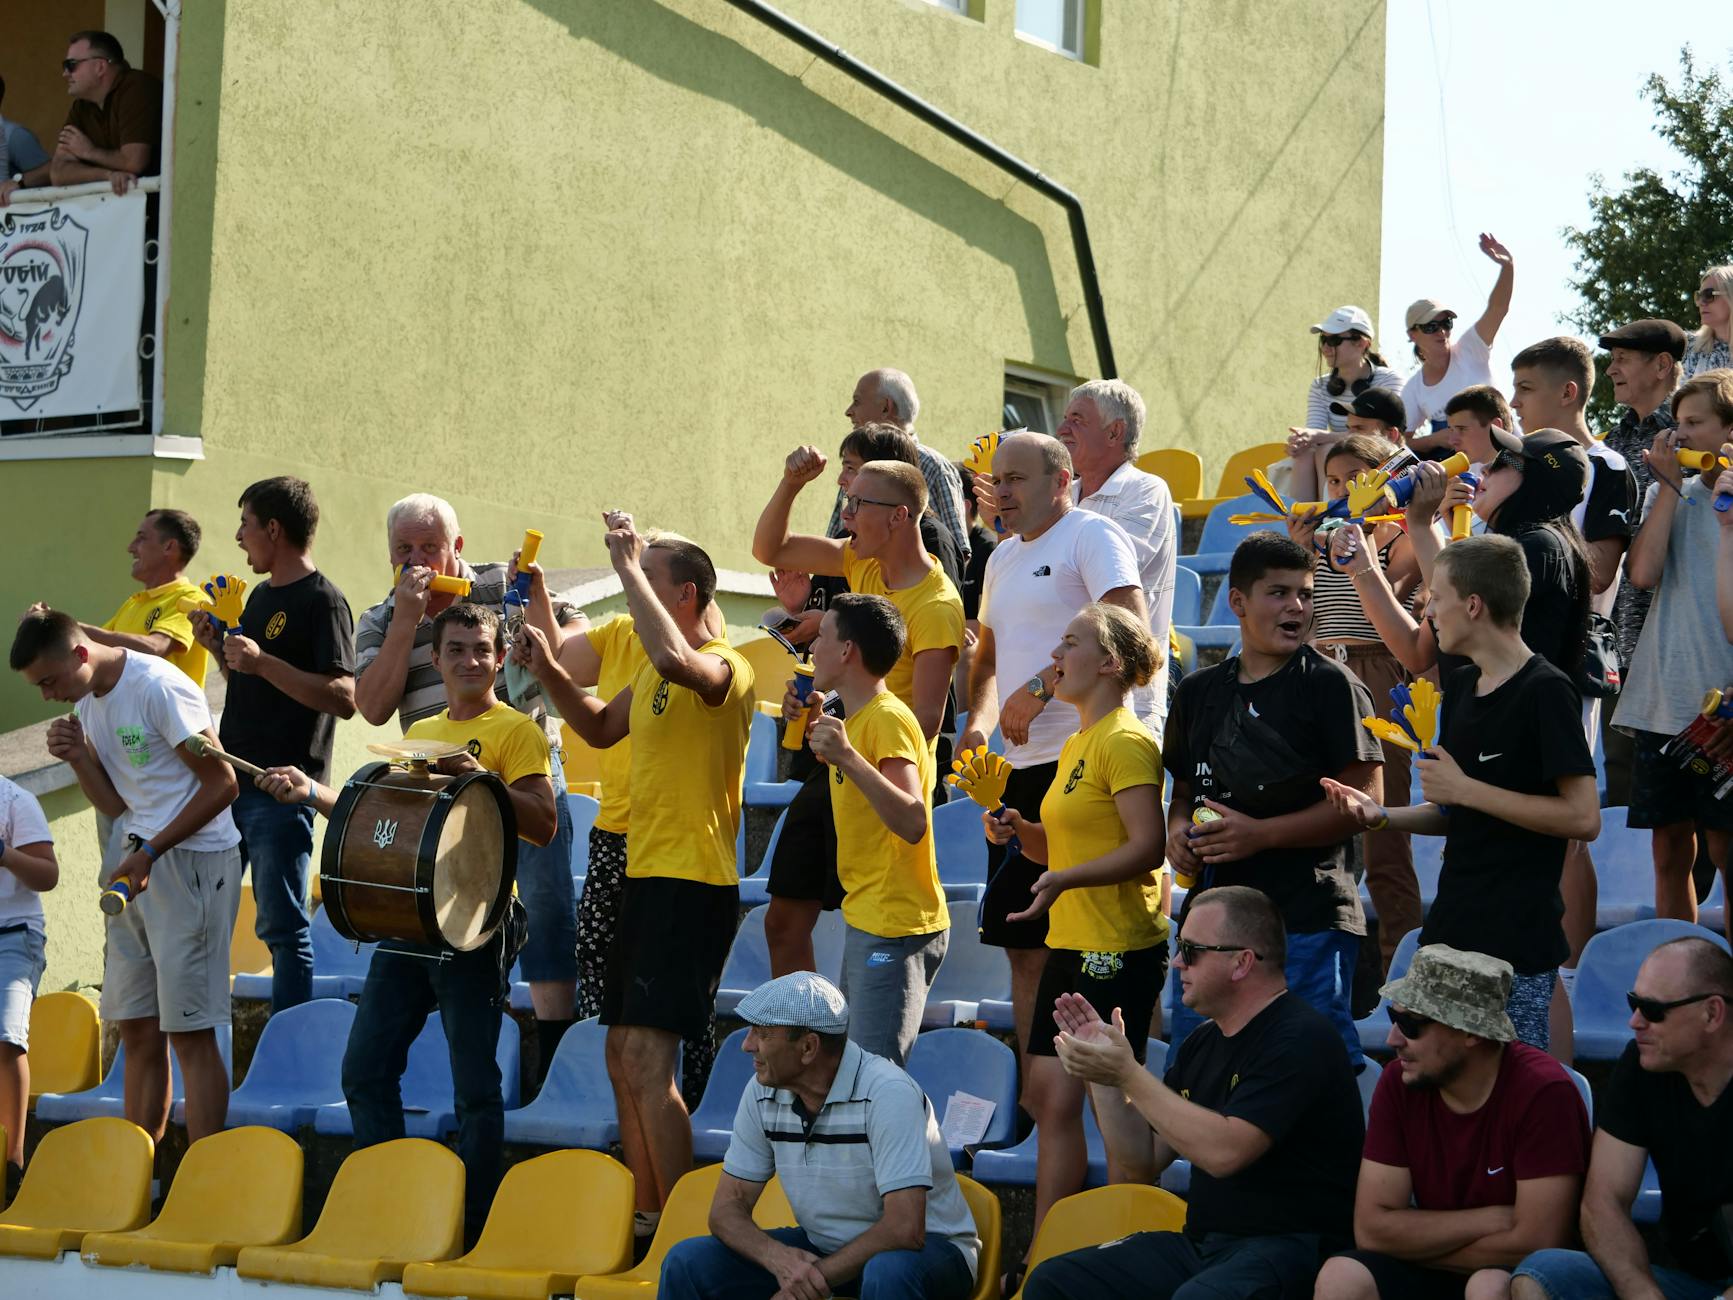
[0,177,162,205]
[720,0,1116,378]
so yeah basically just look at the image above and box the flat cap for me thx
[1597,318,1687,360]
[734,972,850,1035]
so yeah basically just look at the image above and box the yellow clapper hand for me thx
[1344,468,1394,521]
[947,745,1021,853]
[177,573,249,637]
[964,431,1006,534]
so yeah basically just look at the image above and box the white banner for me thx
[0,189,145,418]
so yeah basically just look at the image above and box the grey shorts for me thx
[102,841,243,1031]
[840,924,948,1068]
[0,926,47,1049]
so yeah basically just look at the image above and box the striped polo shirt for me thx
[722,1041,980,1276]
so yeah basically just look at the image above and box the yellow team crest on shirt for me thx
[651,680,671,715]
[144,607,161,631]
[1064,758,1086,794]
[266,611,287,639]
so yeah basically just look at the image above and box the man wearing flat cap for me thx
[1314,946,1590,1299]
[659,972,981,1300]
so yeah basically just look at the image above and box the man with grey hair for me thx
[834,367,972,564]
[1060,379,1177,731]
[353,492,582,1077]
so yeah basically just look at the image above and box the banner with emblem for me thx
[0,189,145,418]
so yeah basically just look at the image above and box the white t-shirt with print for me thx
[0,776,53,935]
[1401,327,1493,434]
[74,651,240,853]
[978,509,1141,766]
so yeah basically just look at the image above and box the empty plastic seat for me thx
[934,799,989,890]
[1170,564,1202,626]
[230,881,274,979]
[1013,1183,1186,1296]
[37,1025,232,1124]
[310,906,380,999]
[313,1011,519,1138]
[0,1117,153,1258]
[1634,1157,1662,1224]
[1593,806,1660,929]
[1575,919,1732,1060]
[906,1029,1018,1166]
[924,901,1013,1027]
[1180,493,1276,576]
[81,1126,301,1273]
[237,1138,463,1289]
[1699,874,1726,935]
[402,1149,634,1298]
[1412,835,1443,913]
[1135,448,1203,502]
[744,711,801,809]
[568,793,601,869]
[716,907,846,1016]
[691,1028,759,1162]
[1353,928,1423,1053]
[957,1174,1002,1300]
[503,1019,617,1149]
[24,991,100,1102]
[223,998,356,1131]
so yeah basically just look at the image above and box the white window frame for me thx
[1003,366,1071,434]
[923,0,969,11]
[1014,0,1086,62]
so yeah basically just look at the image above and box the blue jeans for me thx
[515,782,577,984]
[1170,929,1363,1068]
[1514,1248,1731,1299]
[661,1227,974,1300]
[232,782,316,1012]
[1023,1229,1324,1299]
[343,941,504,1234]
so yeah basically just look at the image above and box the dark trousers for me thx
[1023,1229,1324,1300]
[232,782,316,1013]
[343,941,505,1233]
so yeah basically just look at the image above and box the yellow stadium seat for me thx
[1012,1183,1187,1297]
[25,991,100,1101]
[570,1165,797,1299]
[733,637,801,708]
[559,723,606,793]
[1180,440,1291,519]
[1134,448,1203,501]
[957,1175,1002,1300]
[231,883,273,978]
[81,1126,302,1274]
[235,1138,462,1290]
[401,1150,633,1299]
[0,1117,153,1259]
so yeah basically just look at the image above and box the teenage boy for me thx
[191,477,355,1013]
[11,609,240,1143]
[257,602,557,1242]
[1443,385,1514,472]
[1164,533,1383,1063]
[1324,536,1602,1051]
[1612,369,1733,940]
[802,593,947,1066]
[87,509,209,686]
[0,774,56,1203]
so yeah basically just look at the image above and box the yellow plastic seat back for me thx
[1013,1183,1187,1298]
[1215,442,1290,497]
[1134,448,1203,500]
[570,1162,723,1298]
[957,1175,1002,1300]
[230,883,274,978]
[732,637,801,709]
[235,1137,463,1290]
[81,1126,302,1274]
[0,1117,153,1259]
[401,1149,634,1299]
[559,722,605,792]
[25,991,101,1101]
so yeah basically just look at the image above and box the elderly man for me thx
[1315,945,1589,1299]
[1059,379,1177,732]
[353,493,580,1071]
[659,972,980,1300]
[1512,937,1733,1300]
[961,431,1144,1063]
[827,368,971,565]
[1027,885,1364,1299]
[1,30,160,200]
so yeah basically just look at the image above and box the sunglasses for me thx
[1319,333,1364,348]
[1626,990,1718,1022]
[842,494,901,514]
[1413,319,1454,335]
[1176,939,1261,965]
[1696,287,1724,304]
[62,55,107,72]
[1388,1005,1435,1038]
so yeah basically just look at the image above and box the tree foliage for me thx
[1563,47,1733,427]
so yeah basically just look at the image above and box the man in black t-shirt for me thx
[1026,886,1364,1299]
[1164,534,1382,1064]
[1512,937,1733,1299]
[1325,536,1600,1054]
[191,477,355,1013]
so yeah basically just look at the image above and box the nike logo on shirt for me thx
[1478,752,1503,762]
[1487,1166,1505,1176]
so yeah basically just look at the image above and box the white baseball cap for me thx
[1309,305,1374,338]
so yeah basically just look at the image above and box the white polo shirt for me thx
[1076,459,1177,732]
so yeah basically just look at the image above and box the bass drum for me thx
[321,762,518,951]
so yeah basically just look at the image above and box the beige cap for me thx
[1405,299,1456,331]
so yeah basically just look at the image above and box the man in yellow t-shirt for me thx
[85,510,210,687]
[805,593,948,1066]
[258,602,556,1241]
[521,516,752,1236]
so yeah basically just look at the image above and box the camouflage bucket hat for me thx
[1379,944,1516,1042]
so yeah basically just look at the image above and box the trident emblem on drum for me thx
[372,818,398,850]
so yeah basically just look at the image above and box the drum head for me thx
[432,781,507,949]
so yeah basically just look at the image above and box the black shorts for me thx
[1328,1251,1466,1299]
[1629,728,1733,832]
[601,875,739,1039]
[766,767,844,909]
[1028,942,1168,1063]
[978,761,1059,949]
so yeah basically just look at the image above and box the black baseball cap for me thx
[1328,387,1407,428]
[1597,318,1687,360]
[1487,427,1589,521]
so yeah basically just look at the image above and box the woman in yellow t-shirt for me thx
[984,602,1168,1263]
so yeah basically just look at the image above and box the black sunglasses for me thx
[62,55,107,72]
[1413,319,1454,335]
[1319,333,1364,348]
[1696,287,1723,304]
[1176,939,1261,965]
[1388,1005,1434,1038]
[1626,991,1718,1022]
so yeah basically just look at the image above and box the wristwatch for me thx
[1025,675,1051,703]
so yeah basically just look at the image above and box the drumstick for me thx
[183,734,267,778]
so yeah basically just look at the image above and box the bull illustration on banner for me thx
[0,206,87,410]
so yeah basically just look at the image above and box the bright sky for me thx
[1380,2,1725,387]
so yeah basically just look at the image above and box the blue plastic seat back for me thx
[1575,919,1731,1058]
[568,794,601,872]
[716,908,775,1016]
[905,1028,1018,1159]
[1593,806,1659,928]
[502,1018,618,1149]
[744,711,778,786]
[933,800,988,889]
[691,1027,759,1161]
[1171,566,1202,627]
[227,998,356,1125]
[41,1026,233,1124]
[1352,928,1423,1053]
[1565,1066,1593,1125]
[1192,495,1270,554]
[310,906,377,995]
[927,901,1012,1007]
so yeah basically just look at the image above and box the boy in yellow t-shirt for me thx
[805,593,948,1066]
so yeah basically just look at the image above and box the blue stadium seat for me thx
[1634,1158,1662,1224]
[1171,565,1202,627]
[1412,835,1443,915]
[220,999,355,1131]
[37,1026,232,1124]
[923,901,1012,1028]
[745,712,801,809]
[905,1029,1018,1168]
[501,1019,618,1149]
[1699,874,1726,935]
[567,793,600,874]
[1353,928,1423,1054]
[1565,1065,1592,1124]
[1574,919,1732,1061]
[310,906,379,1000]
[716,907,846,1017]
[1174,575,1239,651]
[1181,494,1272,576]
[691,1028,759,1162]
[933,800,988,891]
[1593,806,1659,929]
[1357,1059,1379,1120]
[311,1011,519,1138]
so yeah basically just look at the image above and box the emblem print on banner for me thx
[0,206,88,410]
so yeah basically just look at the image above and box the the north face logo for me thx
[1032,565,1052,577]
[0,206,87,410]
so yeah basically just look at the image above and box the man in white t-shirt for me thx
[0,774,56,1203]
[1059,380,1177,734]
[960,432,1144,1058]
[1401,233,1515,455]
[10,608,242,1143]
